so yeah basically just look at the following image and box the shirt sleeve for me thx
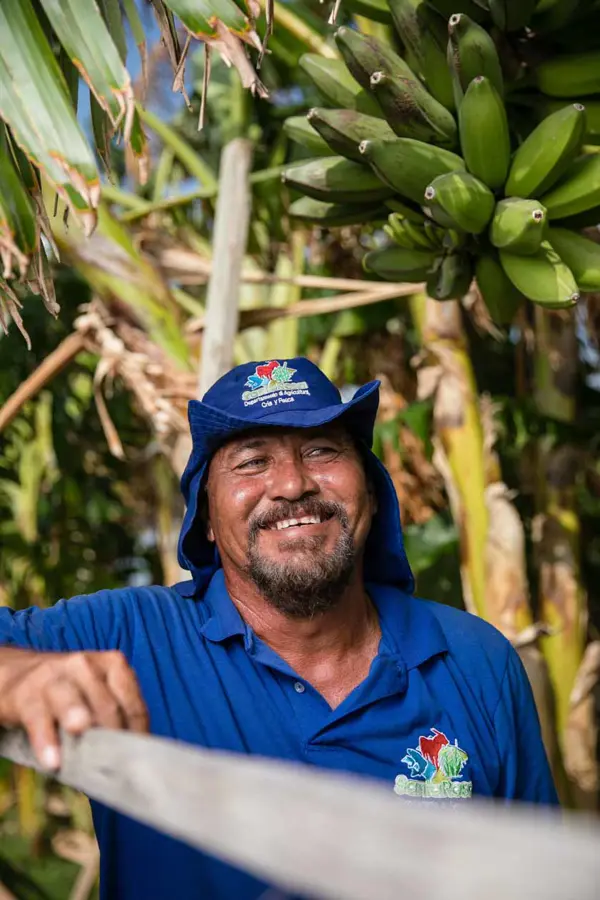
[493,646,560,805]
[0,591,125,654]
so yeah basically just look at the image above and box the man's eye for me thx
[306,446,337,458]
[236,457,266,471]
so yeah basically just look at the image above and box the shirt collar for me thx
[173,573,448,670]
[172,572,248,642]
[367,583,448,670]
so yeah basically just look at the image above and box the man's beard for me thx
[246,500,356,618]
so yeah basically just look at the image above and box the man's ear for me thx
[200,483,214,541]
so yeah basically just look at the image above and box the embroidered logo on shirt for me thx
[394,728,473,799]
[242,361,310,407]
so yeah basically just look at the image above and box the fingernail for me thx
[41,746,60,770]
[64,707,89,730]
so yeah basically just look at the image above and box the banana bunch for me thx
[282,4,600,321]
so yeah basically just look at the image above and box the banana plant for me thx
[281,0,600,322]
[0,0,272,334]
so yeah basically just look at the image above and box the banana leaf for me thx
[0,0,99,224]
[99,0,128,62]
[38,0,135,136]
[165,0,257,41]
[162,0,267,95]
[0,129,37,279]
[47,188,192,367]
[122,0,148,96]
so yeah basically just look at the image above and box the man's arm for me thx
[493,646,559,804]
[0,595,148,770]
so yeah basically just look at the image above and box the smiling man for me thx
[0,357,557,900]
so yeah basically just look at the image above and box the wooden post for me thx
[198,138,253,396]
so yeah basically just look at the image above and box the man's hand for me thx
[0,647,149,770]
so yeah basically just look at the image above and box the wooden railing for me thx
[1,728,599,900]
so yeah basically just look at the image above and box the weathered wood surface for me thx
[198,137,253,396]
[1,728,599,900]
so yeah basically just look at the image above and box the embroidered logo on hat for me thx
[242,360,310,408]
[394,727,473,799]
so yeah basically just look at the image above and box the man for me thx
[0,357,557,899]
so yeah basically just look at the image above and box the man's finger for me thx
[66,654,125,730]
[100,653,149,733]
[21,703,61,770]
[45,678,93,734]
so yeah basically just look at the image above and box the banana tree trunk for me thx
[533,307,597,809]
[410,292,561,779]
[411,294,489,619]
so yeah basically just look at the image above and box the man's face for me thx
[204,424,376,617]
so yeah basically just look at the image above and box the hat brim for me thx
[187,379,381,452]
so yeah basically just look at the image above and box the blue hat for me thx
[177,357,414,595]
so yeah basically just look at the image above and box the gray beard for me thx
[246,508,355,619]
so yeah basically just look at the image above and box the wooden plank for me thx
[198,138,253,396]
[0,727,598,900]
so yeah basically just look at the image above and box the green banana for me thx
[283,117,335,156]
[306,108,396,162]
[299,54,383,117]
[531,0,581,33]
[424,171,495,233]
[289,196,388,227]
[359,137,465,204]
[459,75,510,190]
[422,202,459,230]
[447,14,504,107]
[491,198,548,254]
[499,241,579,308]
[368,71,458,147]
[489,0,537,31]
[538,98,600,146]
[534,52,600,98]
[428,0,488,23]
[334,27,457,148]
[556,206,600,229]
[282,156,392,204]
[426,252,473,300]
[334,26,415,92]
[442,228,468,251]
[343,0,394,23]
[363,245,439,281]
[404,218,441,249]
[504,103,587,198]
[475,253,524,324]
[424,219,446,248]
[387,0,455,110]
[387,213,440,249]
[547,227,600,291]
[385,197,427,223]
[541,153,600,219]
[385,219,418,249]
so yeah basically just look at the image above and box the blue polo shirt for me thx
[0,569,558,900]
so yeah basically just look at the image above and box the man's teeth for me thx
[274,516,322,530]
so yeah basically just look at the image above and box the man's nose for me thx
[265,456,319,501]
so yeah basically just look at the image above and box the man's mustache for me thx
[249,499,349,539]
